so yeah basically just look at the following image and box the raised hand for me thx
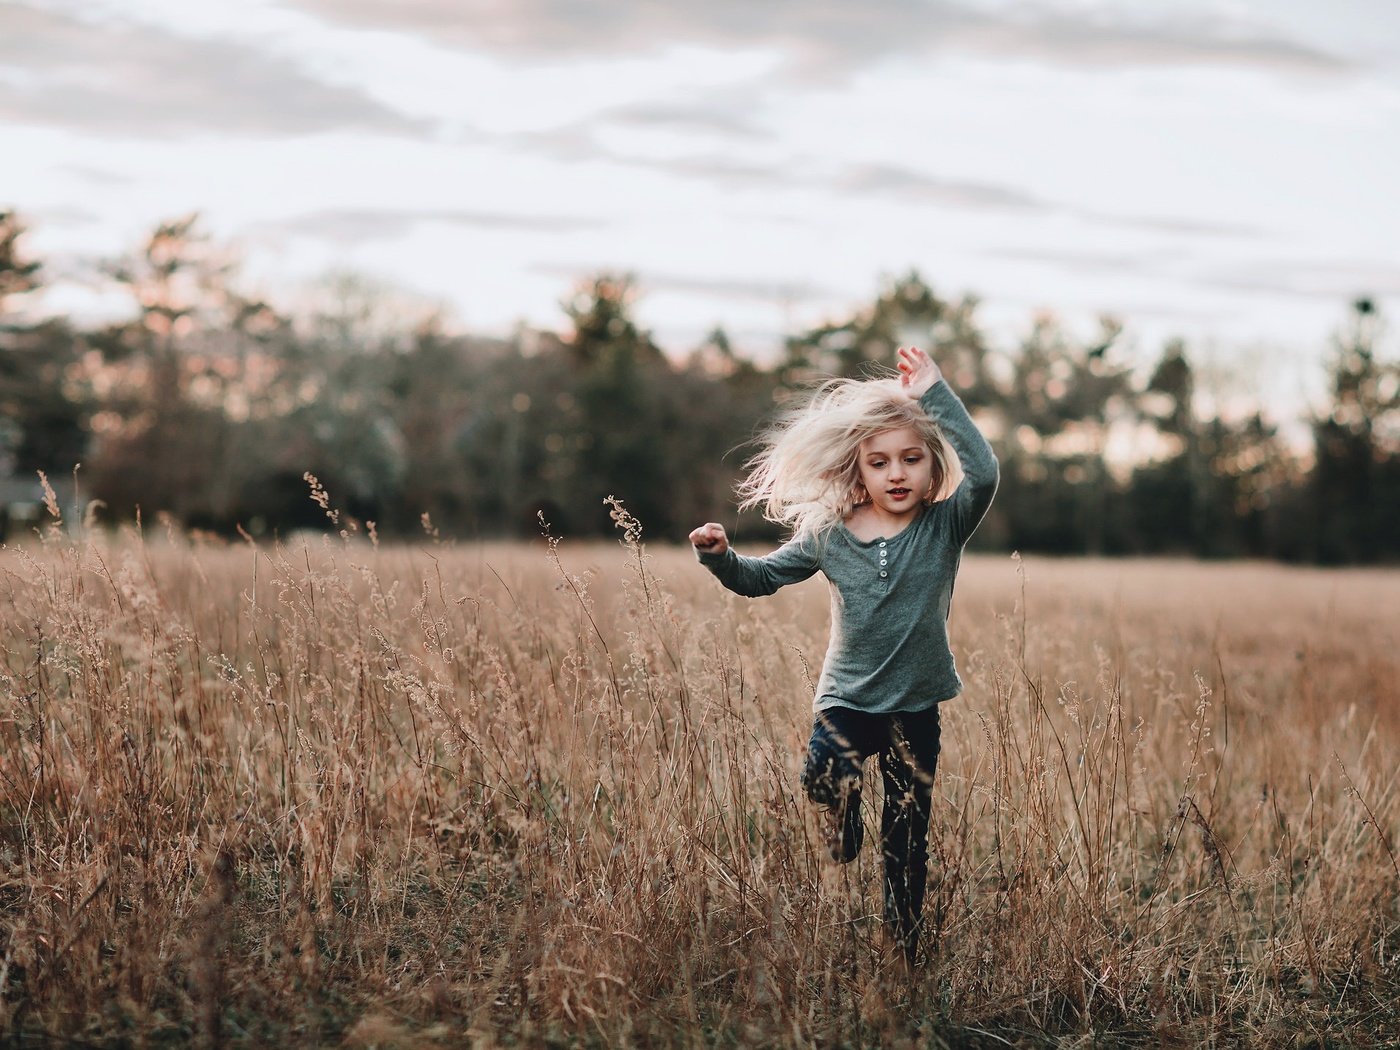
[897,345,943,399]
[689,522,729,555]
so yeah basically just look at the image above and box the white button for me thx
[880,561,887,567]
[879,571,888,578]
[878,541,887,547]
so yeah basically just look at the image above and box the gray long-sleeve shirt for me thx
[698,381,999,714]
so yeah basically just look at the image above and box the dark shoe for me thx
[821,794,863,864]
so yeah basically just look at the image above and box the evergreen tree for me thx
[0,211,88,482]
[556,274,674,535]
[1311,299,1400,561]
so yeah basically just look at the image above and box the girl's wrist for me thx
[910,378,940,399]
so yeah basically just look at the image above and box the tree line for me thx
[1,210,1397,561]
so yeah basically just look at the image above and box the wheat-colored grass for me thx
[2,516,1398,1047]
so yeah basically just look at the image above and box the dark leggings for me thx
[801,704,941,963]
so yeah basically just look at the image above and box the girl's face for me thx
[856,426,934,522]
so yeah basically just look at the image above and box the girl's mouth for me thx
[888,488,910,499]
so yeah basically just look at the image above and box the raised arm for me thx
[691,526,819,597]
[903,347,999,547]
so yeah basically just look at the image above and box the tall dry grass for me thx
[1,505,1398,1047]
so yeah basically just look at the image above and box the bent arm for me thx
[697,535,819,597]
[921,381,999,546]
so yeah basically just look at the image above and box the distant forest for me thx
[1,210,1397,562]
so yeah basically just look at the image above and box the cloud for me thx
[602,100,768,141]
[838,163,1050,211]
[266,207,605,245]
[838,169,1272,235]
[1084,212,1269,239]
[285,0,1356,80]
[510,122,1044,202]
[957,8,1352,76]
[504,121,801,188]
[1198,259,1400,300]
[984,246,1168,274]
[511,125,612,164]
[507,124,1049,207]
[640,155,800,189]
[0,4,426,139]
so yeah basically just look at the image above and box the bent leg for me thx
[802,708,874,864]
[878,705,941,964]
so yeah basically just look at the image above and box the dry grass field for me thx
[2,512,1398,1047]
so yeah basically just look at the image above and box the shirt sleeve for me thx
[921,381,999,547]
[696,534,820,596]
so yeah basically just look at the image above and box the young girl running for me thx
[689,345,998,966]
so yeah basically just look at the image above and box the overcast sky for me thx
[5,0,1399,413]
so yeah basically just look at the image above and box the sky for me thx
[5,0,1400,417]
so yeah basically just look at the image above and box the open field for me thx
[2,522,1399,1047]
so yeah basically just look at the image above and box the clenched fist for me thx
[689,522,729,555]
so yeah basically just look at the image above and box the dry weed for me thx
[1,519,1397,1046]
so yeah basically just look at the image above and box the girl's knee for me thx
[802,755,860,809]
[804,719,864,808]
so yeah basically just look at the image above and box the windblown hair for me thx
[737,377,955,539]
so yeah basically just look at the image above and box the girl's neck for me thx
[843,502,919,543]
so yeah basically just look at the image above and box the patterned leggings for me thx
[800,704,941,963]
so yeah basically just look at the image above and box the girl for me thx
[689,345,998,966]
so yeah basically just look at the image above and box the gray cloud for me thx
[267,207,604,245]
[506,123,1052,210]
[601,100,769,141]
[506,121,802,188]
[509,123,1045,203]
[0,4,426,139]
[283,0,926,68]
[286,0,1355,79]
[1198,259,1400,299]
[1083,211,1269,239]
[512,125,612,164]
[841,167,1274,236]
[640,155,799,189]
[984,246,1168,274]
[839,163,1050,211]
[956,8,1351,75]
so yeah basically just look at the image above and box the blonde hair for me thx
[737,377,955,539]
